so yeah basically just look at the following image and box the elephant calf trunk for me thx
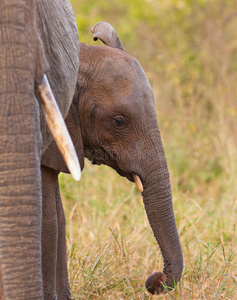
[142,165,183,295]
[145,272,167,294]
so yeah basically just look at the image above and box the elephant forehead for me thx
[96,57,152,99]
[94,78,154,119]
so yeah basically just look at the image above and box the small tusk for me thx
[133,174,143,192]
[37,75,81,181]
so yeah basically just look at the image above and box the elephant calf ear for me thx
[91,21,124,51]
[41,103,84,173]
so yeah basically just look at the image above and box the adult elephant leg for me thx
[41,166,71,300]
[55,187,71,300]
[41,166,58,299]
[0,1,47,299]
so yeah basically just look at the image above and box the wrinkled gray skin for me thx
[0,0,79,299]
[42,22,183,295]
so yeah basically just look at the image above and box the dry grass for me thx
[59,160,237,299]
[60,0,237,298]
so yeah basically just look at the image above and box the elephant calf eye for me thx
[112,116,127,129]
[115,119,125,126]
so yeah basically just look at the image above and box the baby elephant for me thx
[41,22,183,298]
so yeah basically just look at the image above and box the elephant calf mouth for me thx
[115,169,143,192]
[89,156,144,193]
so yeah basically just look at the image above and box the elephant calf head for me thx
[42,21,183,295]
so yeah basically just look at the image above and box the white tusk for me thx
[37,75,81,181]
[133,174,143,192]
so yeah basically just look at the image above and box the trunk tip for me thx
[145,272,166,295]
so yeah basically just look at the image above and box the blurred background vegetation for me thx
[60,0,237,298]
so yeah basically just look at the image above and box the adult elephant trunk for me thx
[141,133,183,294]
[0,100,43,300]
[0,1,46,298]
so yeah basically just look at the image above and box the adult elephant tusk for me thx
[133,174,143,192]
[37,75,81,181]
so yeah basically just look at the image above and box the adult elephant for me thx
[42,22,183,296]
[0,0,80,299]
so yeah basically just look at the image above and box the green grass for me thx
[59,0,237,298]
